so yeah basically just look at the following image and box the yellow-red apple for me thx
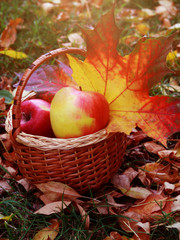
[50,87,109,138]
[20,99,54,137]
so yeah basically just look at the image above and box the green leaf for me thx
[0,90,13,104]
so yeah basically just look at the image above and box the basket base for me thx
[12,132,127,193]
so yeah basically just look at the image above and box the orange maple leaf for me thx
[67,7,180,145]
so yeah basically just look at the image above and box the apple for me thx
[50,87,109,138]
[20,99,55,137]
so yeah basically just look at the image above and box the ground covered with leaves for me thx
[0,0,180,239]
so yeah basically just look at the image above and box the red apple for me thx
[50,87,109,138]
[20,99,54,137]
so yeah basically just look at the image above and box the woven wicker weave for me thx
[6,47,127,193]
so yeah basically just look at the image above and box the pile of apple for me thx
[20,87,109,138]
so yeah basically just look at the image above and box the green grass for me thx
[0,177,131,239]
[1,174,179,239]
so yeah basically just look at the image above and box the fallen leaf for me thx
[166,222,180,230]
[141,162,180,183]
[111,168,138,191]
[17,178,32,192]
[0,180,12,194]
[41,3,55,13]
[105,231,133,240]
[33,219,60,240]
[111,169,151,199]
[56,12,69,21]
[111,173,133,191]
[0,76,13,90]
[155,0,178,20]
[133,222,150,240]
[171,195,180,212]
[68,32,85,48]
[0,133,12,152]
[0,18,23,48]
[127,193,167,218]
[0,50,28,59]
[158,149,178,159]
[35,201,71,215]
[127,128,148,146]
[136,23,150,35]
[164,181,175,194]
[0,213,13,221]
[120,186,152,200]
[67,7,180,146]
[144,141,166,155]
[118,211,142,233]
[138,169,152,187]
[36,181,81,203]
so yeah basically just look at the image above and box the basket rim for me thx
[6,105,113,151]
[14,129,109,151]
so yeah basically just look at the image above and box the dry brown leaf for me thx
[111,168,138,190]
[128,193,167,217]
[105,231,132,240]
[3,166,17,179]
[118,211,142,233]
[106,194,126,209]
[144,141,166,155]
[35,181,81,203]
[171,195,180,212]
[17,178,32,192]
[111,174,131,191]
[56,12,70,21]
[0,76,13,90]
[164,181,175,194]
[35,201,71,215]
[158,149,178,159]
[155,0,178,20]
[158,149,180,168]
[68,32,85,48]
[121,187,152,200]
[142,162,180,184]
[127,129,148,146]
[0,180,12,194]
[112,168,152,199]
[0,18,23,48]
[138,169,152,187]
[97,206,109,215]
[0,133,12,152]
[132,222,150,240]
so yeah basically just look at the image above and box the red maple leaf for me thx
[67,6,180,145]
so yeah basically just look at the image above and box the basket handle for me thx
[12,47,86,138]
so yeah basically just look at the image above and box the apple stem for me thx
[79,86,82,91]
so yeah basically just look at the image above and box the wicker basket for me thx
[6,47,127,193]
